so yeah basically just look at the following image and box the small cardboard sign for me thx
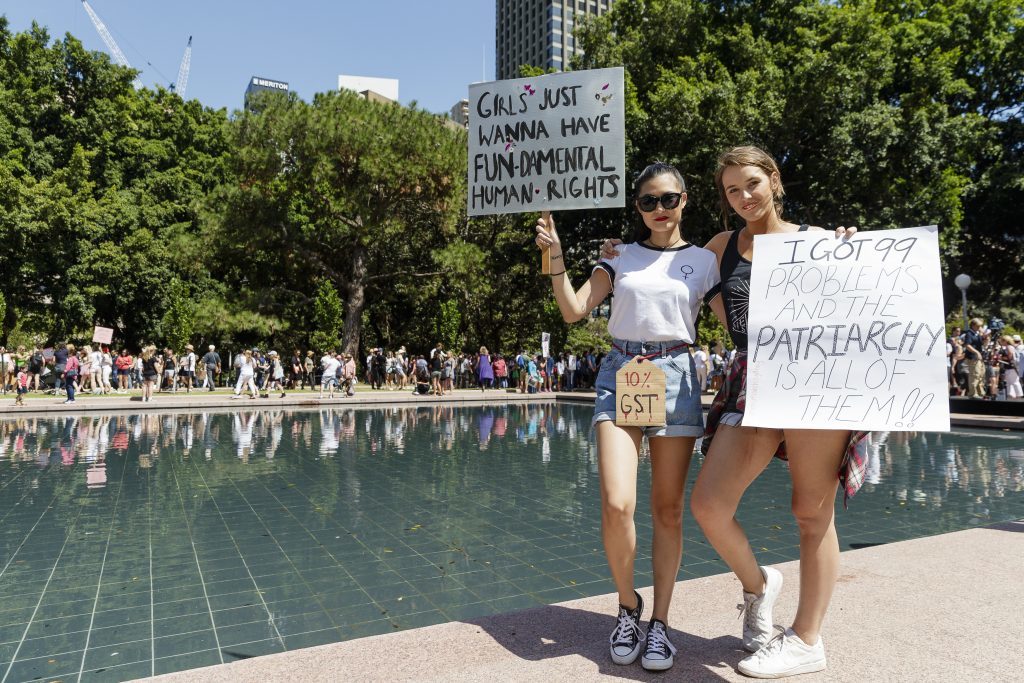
[615,357,667,427]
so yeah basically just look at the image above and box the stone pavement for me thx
[145,520,1023,682]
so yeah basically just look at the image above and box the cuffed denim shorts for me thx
[593,338,704,438]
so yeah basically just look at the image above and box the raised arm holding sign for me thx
[535,162,720,671]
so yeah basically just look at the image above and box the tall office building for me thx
[496,0,615,81]
[449,99,469,127]
[244,76,289,110]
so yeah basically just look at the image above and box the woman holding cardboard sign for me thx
[602,146,865,678]
[536,162,719,672]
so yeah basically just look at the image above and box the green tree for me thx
[310,279,344,353]
[161,279,196,350]
[574,0,1023,324]
[215,89,467,356]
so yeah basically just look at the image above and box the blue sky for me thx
[0,1,495,114]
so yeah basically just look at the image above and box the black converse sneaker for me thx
[641,618,677,671]
[609,590,645,665]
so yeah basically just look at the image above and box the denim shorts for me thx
[593,338,704,438]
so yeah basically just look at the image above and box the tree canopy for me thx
[0,2,1020,355]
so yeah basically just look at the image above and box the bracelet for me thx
[549,270,567,277]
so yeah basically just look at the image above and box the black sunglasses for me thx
[636,192,683,212]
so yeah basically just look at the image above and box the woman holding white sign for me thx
[535,162,720,672]
[601,146,866,678]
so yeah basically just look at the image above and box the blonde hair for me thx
[141,345,156,361]
[714,145,785,230]
[479,346,489,355]
[66,343,77,354]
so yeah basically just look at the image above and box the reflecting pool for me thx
[0,405,1021,681]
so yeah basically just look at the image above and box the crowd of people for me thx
[947,320,1023,400]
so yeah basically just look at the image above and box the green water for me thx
[0,405,1020,681]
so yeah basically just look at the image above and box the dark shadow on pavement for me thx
[467,603,745,681]
[987,519,1024,533]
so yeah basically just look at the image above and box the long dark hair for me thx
[631,161,686,243]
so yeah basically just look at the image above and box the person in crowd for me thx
[98,346,113,394]
[303,350,316,389]
[61,343,80,403]
[516,349,529,393]
[962,318,986,398]
[340,353,357,397]
[161,348,177,392]
[53,343,68,393]
[413,358,431,395]
[709,345,725,393]
[430,344,446,396]
[477,346,494,390]
[14,363,29,406]
[693,345,709,393]
[140,345,161,402]
[85,345,102,394]
[76,346,91,394]
[115,349,133,393]
[231,349,258,399]
[995,335,1020,400]
[27,345,44,392]
[544,354,555,392]
[202,345,221,391]
[265,350,286,398]
[493,354,508,389]
[0,346,11,394]
[290,349,302,389]
[566,351,577,390]
[555,354,566,391]
[180,344,197,393]
[319,350,340,399]
[371,348,387,390]
[132,352,144,390]
[951,338,968,395]
[537,161,720,672]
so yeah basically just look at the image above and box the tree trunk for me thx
[342,243,367,357]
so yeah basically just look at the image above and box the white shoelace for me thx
[755,629,787,659]
[645,623,674,659]
[738,592,760,631]
[610,609,644,648]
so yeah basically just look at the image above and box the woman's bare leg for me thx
[690,424,781,592]
[596,421,642,609]
[781,429,850,645]
[648,435,695,622]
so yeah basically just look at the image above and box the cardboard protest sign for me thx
[467,67,625,216]
[744,226,949,432]
[615,357,667,427]
[92,326,113,344]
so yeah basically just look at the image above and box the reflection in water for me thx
[0,406,1021,681]
[0,408,1020,527]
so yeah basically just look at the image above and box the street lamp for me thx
[954,273,971,330]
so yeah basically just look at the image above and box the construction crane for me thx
[171,36,192,98]
[79,1,143,89]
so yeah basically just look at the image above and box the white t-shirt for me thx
[321,355,340,378]
[184,352,197,371]
[596,243,720,343]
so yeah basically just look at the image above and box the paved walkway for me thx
[146,520,1024,682]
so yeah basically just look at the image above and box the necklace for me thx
[644,236,686,249]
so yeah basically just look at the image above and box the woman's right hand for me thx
[535,213,561,252]
[600,238,623,260]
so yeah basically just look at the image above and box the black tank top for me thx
[720,224,808,349]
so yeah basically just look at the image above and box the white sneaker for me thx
[609,590,644,665]
[740,566,783,652]
[641,618,676,671]
[737,628,825,678]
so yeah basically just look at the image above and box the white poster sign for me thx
[744,226,949,432]
[92,326,113,344]
[467,67,625,216]
[541,332,551,358]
